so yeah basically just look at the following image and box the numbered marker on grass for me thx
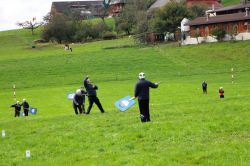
[26,150,31,158]
[120,100,129,108]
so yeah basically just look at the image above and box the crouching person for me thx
[11,101,21,117]
[73,89,85,115]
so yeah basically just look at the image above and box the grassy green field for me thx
[222,0,240,6]
[0,29,249,166]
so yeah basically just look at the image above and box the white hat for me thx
[220,87,223,89]
[138,72,145,79]
[23,99,26,102]
[76,89,81,95]
[16,101,20,104]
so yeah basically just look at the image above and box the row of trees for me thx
[18,1,208,43]
[115,1,207,42]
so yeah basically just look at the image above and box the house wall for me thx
[189,20,250,37]
[183,32,250,45]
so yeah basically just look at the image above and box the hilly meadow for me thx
[0,28,249,166]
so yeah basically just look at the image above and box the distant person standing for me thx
[130,72,159,122]
[84,76,105,114]
[11,101,21,117]
[21,99,30,116]
[202,81,207,94]
[219,87,224,98]
[73,89,85,115]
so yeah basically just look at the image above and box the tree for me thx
[189,5,208,18]
[95,6,109,23]
[114,0,155,35]
[153,3,192,34]
[42,12,76,43]
[17,17,43,35]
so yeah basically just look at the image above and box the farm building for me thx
[183,1,250,44]
[51,1,103,17]
[108,0,126,16]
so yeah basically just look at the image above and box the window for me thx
[244,22,248,32]
[205,26,209,35]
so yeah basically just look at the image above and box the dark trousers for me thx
[86,96,105,114]
[73,104,85,115]
[24,108,29,116]
[203,88,207,93]
[15,110,20,117]
[138,99,150,122]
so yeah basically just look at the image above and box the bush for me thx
[102,31,117,40]
[211,28,226,41]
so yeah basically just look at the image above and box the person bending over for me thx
[73,89,85,114]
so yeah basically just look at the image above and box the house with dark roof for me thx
[213,0,250,15]
[182,1,250,44]
[108,0,126,16]
[51,1,104,17]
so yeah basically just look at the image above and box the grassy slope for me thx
[222,0,241,6]
[0,29,249,166]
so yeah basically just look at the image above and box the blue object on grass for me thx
[114,96,136,112]
[21,112,25,117]
[67,93,75,100]
[29,107,37,115]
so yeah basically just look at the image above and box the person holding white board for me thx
[130,72,159,122]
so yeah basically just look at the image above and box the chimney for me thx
[245,8,249,16]
[206,13,209,21]
[212,4,215,11]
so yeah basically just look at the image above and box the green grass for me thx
[222,0,240,6]
[0,29,249,166]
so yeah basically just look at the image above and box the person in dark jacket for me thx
[73,89,85,114]
[11,101,21,117]
[84,76,105,114]
[130,72,159,122]
[202,81,207,94]
[21,99,29,116]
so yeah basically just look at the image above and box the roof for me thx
[149,0,174,10]
[213,2,250,13]
[187,12,250,26]
[186,0,222,8]
[110,0,126,5]
[52,1,103,14]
